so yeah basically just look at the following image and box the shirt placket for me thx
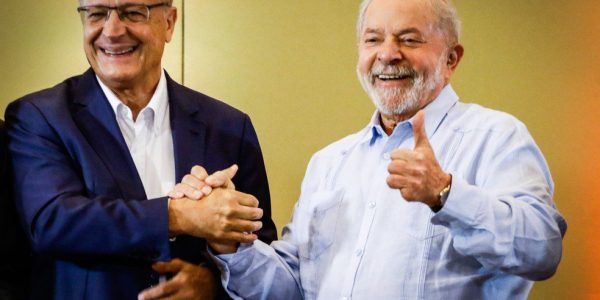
[131,114,148,180]
[337,136,395,300]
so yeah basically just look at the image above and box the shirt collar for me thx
[96,70,169,133]
[359,84,459,146]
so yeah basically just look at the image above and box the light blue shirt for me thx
[212,85,566,300]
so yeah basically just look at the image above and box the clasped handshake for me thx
[167,165,262,254]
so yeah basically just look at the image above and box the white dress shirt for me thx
[97,71,175,199]
[213,85,566,300]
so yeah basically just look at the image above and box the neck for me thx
[101,70,162,121]
[379,109,417,136]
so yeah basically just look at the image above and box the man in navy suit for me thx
[0,119,30,300]
[4,1,276,299]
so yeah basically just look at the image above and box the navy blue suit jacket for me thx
[1,119,30,299]
[5,69,277,299]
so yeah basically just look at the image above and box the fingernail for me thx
[202,186,212,195]
[193,190,202,198]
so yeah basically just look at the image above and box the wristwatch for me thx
[432,175,452,212]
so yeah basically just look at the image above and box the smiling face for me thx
[357,0,462,119]
[80,0,177,90]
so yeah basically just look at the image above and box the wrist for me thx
[168,198,186,236]
[431,173,452,212]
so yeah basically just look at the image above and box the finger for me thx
[205,165,238,187]
[168,190,184,199]
[389,149,414,161]
[231,205,264,221]
[190,165,209,181]
[152,259,185,274]
[138,281,179,300]
[182,174,212,196]
[235,193,259,208]
[225,219,263,233]
[182,175,206,192]
[412,110,431,149]
[387,159,408,175]
[170,183,203,200]
[223,231,259,244]
[386,174,410,189]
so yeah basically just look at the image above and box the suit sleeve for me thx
[234,115,277,244]
[5,100,171,262]
[0,119,30,298]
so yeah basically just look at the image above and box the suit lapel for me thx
[166,74,208,182]
[71,69,147,200]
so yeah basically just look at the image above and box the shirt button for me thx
[355,249,363,257]
[341,297,350,300]
[368,202,376,209]
[383,152,391,160]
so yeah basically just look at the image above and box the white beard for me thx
[357,55,445,116]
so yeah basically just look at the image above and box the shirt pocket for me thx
[297,189,344,261]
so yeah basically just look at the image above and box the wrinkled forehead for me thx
[362,0,437,34]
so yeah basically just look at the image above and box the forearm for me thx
[211,240,303,300]
[432,176,566,280]
[25,193,170,261]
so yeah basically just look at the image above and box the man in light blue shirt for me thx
[181,0,566,299]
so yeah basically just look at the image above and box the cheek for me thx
[83,28,100,49]
[358,48,376,73]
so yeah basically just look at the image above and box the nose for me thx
[378,39,403,65]
[102,9,127,37]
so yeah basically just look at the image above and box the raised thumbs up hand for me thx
[386,110,451,208]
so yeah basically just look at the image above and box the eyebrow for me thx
[362,27,423,36]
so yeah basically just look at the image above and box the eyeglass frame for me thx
[76,2,170,25]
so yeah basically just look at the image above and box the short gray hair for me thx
[78,0,174,5]
[357,0,461,46]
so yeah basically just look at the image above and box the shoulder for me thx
[6,73,86,116]
[312,129,366,159]
[303,128,365,176]
[448,102,528,135]
[167,80,249,123]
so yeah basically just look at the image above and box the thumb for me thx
[412,110,431,149]
[205,164,239,188]
[152,259,184,274]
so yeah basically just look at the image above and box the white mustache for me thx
[370,64,418,79]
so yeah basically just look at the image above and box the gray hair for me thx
[78,0,174,5]
[357,0,461,46]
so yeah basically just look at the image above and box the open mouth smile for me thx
[376,74,412,81]
[99,46,138,56]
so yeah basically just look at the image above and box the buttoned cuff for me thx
[431,176,486,228]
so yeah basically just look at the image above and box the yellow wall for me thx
[1,1,599,299]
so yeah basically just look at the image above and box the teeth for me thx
[378,74,402,80]
[104,47,135,55]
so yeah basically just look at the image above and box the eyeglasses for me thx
[77,3,169,26]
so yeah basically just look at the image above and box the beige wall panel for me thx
[184,0,373,236]
[0,0,183,117]
[185,1,599,299]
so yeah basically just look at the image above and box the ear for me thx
[446,43,464,72]
[164,6,178,43]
